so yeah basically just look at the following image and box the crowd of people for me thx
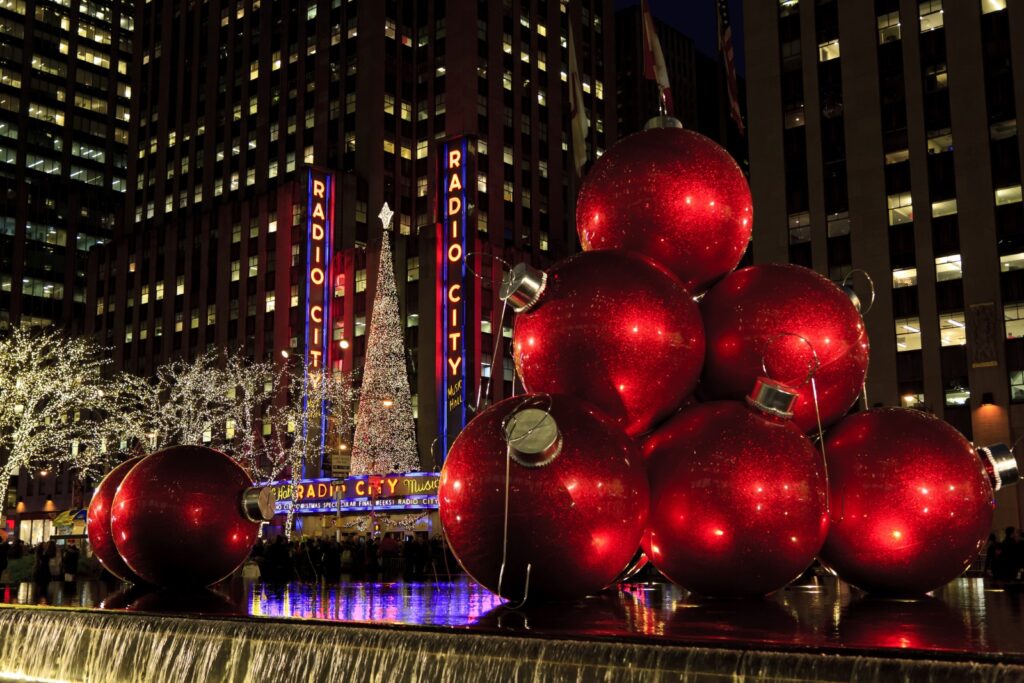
[249,533,456,584]
[0,538,83,585]
[986,527,1024,581]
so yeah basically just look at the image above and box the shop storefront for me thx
[264,472,440,540]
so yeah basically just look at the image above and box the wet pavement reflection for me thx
[3,575,1023,661]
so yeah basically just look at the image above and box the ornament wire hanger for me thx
[761,333,830,515]
[841,268,876,410]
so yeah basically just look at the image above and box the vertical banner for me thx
[304,167,335,470]
[437,137,475,459]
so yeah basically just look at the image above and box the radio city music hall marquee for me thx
[437,137,475,459]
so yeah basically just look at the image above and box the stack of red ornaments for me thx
[439,121,1014,601]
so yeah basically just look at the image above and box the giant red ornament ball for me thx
[510,250,704,437]
[575,126,752,293]
[700,263,870,433]
[820,408,994,595]
[642,401,828,597]
[87,456,146,583]
[439,394,649,601]
[111,445,266,588]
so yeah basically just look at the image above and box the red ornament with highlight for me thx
[87,456,146,583]
[439,394,649,601]
[509,250,705,437]
[111,445,265,588]
[820,408,994,595]
[642,400,828,597]
[575,127,752,293]
[700,263,869,433]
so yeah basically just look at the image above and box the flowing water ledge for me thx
[1,606,1024,683]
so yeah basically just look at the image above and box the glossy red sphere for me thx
[440,394,649,601]
[513,250,705,437]
[642,401,829,597]
[111,445,261,588]
[576,127,752,293]
[86,456,145,583]
[820,408,994,595]
[701,264,870,433]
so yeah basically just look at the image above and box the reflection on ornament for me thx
[576,127,752,293]
[643,390,828,597]
[111,445,273,588]
[87,456,146,583]
[820,408,997,595]
[506,251,705,437]
[701,263,869,433]
[440,394,648,601]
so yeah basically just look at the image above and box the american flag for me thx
[717,0,744,135]
[641,0,674,116]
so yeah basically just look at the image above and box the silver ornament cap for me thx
[746,377,800,420]
[500,262,548,313]
[241,486,276,522]
[644,115,684,130]
[977,443,1020,492]
[504,407,563,468]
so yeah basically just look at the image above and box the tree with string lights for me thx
[0,328,120,522]
[350,202,420,475]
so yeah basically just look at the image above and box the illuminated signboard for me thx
[304,167,335,465]
[437,137,474,459]
[267,473,441,514]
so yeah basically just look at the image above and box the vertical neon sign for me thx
[438,137,471,458]
[304,167,334,470]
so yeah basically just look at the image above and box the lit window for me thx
[407,257,419,282]
[902,393,925,407]
[982,0,1007,13]
[176,275,184,296]
[1011,371,1024,402]
[996,185,1022,206]
[355,269,367,293]
[931,198,957,218]
[878,11,901,43]
[935,254,962,281]
[945,386,969,407]
[818,39,840,62]
[926,131,953,154]
[939,312,966,347]
[896,317,921,351]
[789,211,810,243]
[885,149,909,165]
[887,192,913,225]
[1001,253,1024,272]
[892,267,917,288]
[265,292,275,312]
[1005,302,1024,339]
[919,0,943,32]
[248,255,258,277]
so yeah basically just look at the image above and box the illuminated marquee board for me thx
[267,473,441,514]
[437,137,474,459]
[304,167,335,463]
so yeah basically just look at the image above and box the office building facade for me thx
[85,0,616,475]
[744,0,1022,526]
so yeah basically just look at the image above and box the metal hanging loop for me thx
[841,269,876,316]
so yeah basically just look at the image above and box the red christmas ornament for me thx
[642,382,829,597]
[87,456,146,583]
[110,445,274,588]
[575,126,752,293]
[439,394,649,601]
[701,263,870,433]
[820,408,1003,595]
[504,250,705,437]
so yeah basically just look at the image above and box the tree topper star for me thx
[378,202,395,232]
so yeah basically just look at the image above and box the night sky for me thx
[613,0,746,77]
